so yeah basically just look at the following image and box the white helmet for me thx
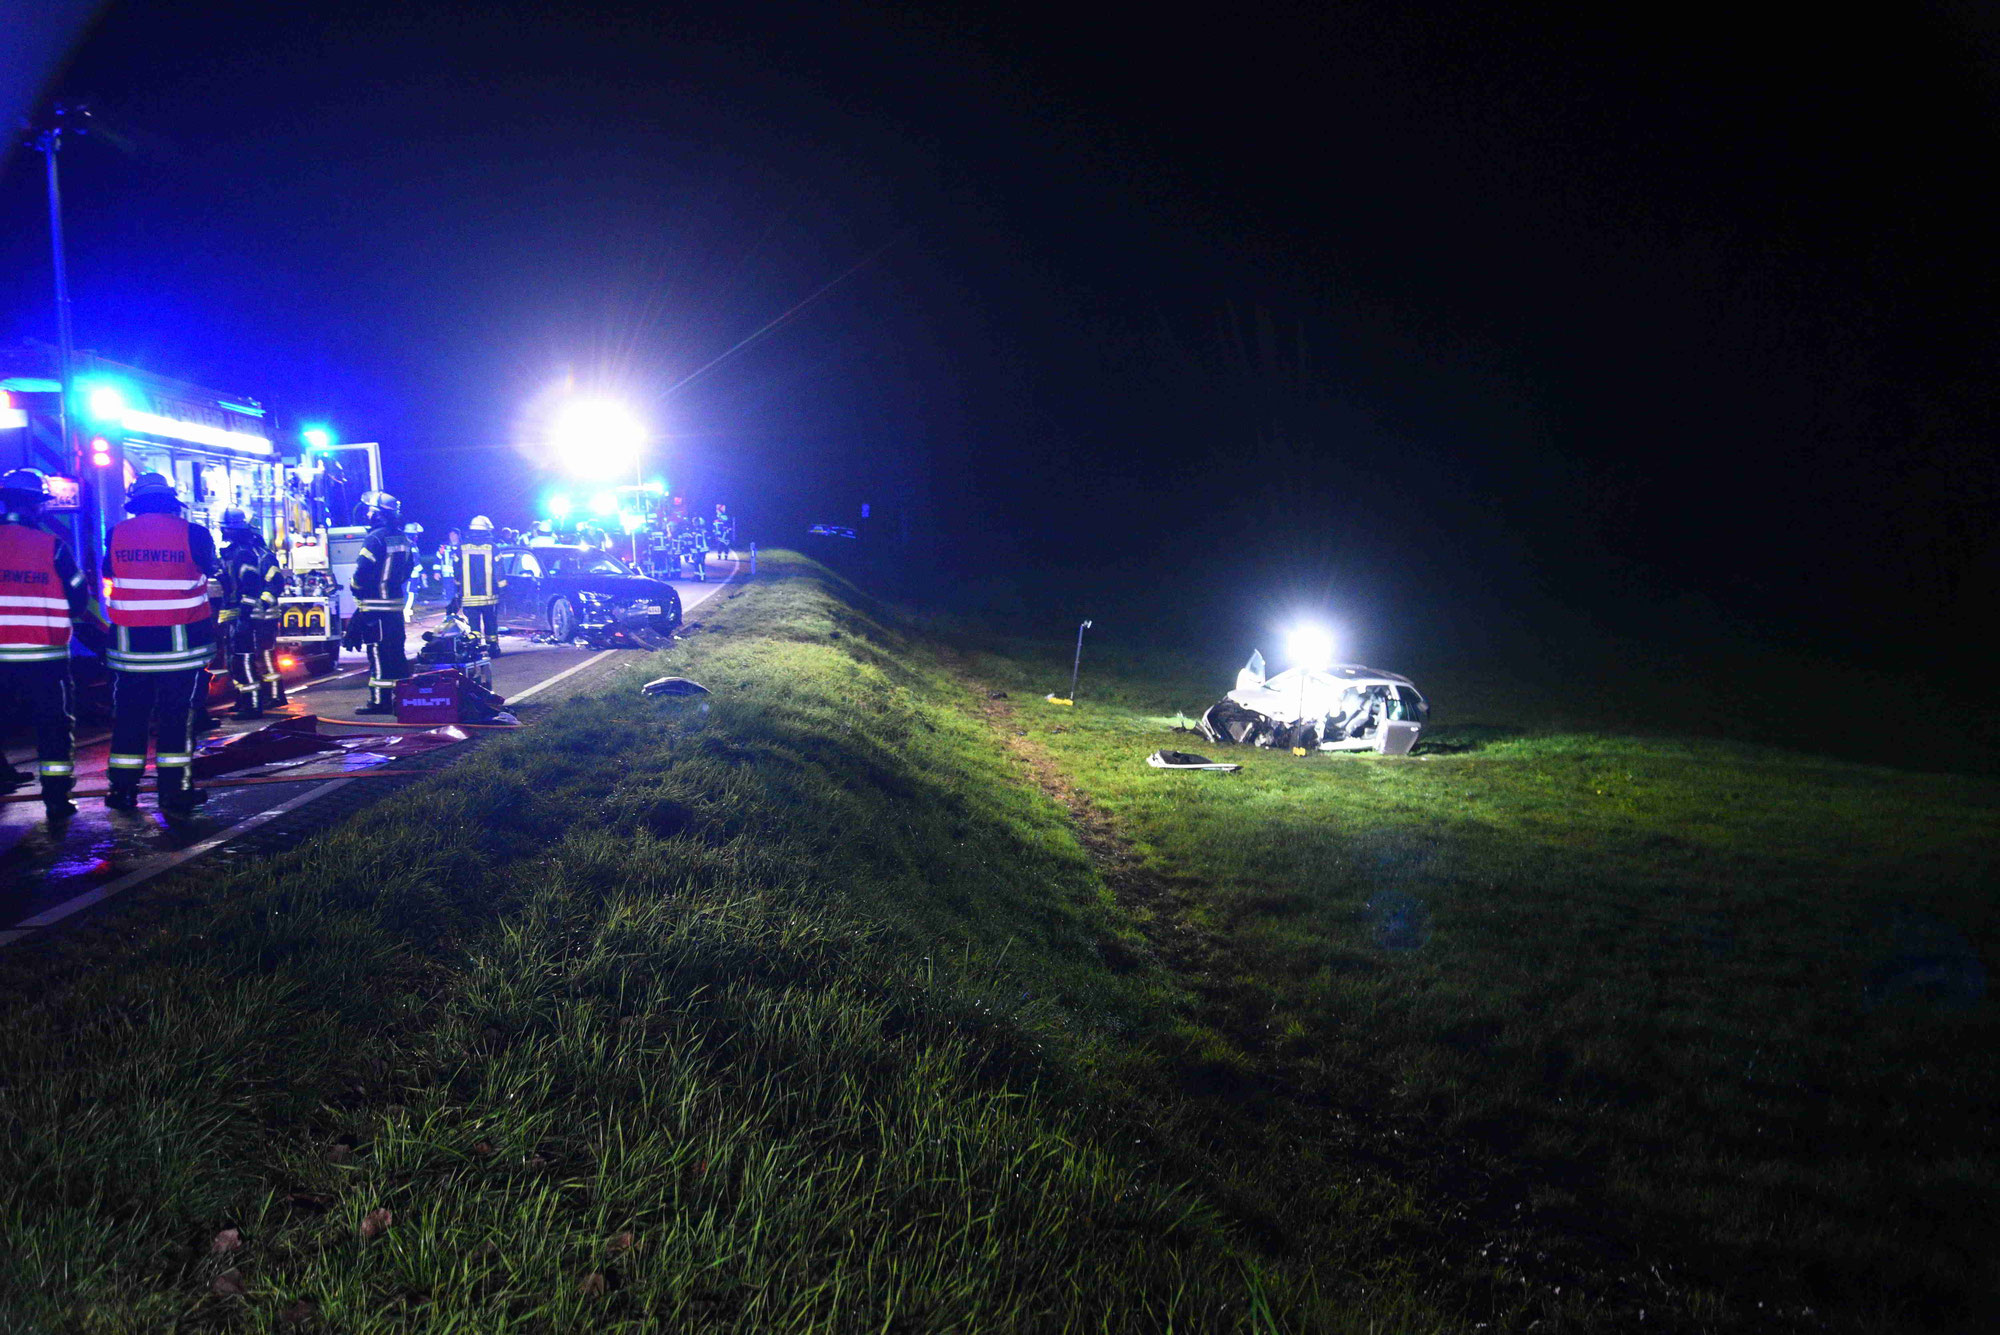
[468,515,494,532]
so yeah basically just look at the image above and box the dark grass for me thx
[955,629,1999,1333]
[7,555,1991,1332]
[1,556,1431,1333]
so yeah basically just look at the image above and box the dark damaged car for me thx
[495,544,682,644]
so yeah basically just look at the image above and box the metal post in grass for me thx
[750,542,757,575]
[1069,619,1093,702]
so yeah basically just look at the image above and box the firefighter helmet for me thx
[358,490,401,523]
[219,506,255,536]
[1,467,50,503]
[125,472,183,509]
[467,514,494,532]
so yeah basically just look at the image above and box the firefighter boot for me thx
[104,778,140,811]
[159,770,209,817]
[354,685,396,716]
[0,767,29,794]
[42,776,76,821]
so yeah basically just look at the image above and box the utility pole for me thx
[24,103,89,472]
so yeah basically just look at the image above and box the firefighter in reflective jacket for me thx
[104,472,220,816]
[249,521,288,709]
[0,469,102,819]
[217,508,275,717]
[344,490,415,714]
[458,514,503,652]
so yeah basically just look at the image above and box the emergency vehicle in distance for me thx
[0,342,381,686]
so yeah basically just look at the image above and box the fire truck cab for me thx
[1,342,377,686]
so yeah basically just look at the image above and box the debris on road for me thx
[192,717,344,778]
[1146,750,1241,772]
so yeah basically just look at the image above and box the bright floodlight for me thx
[1288,626,1336,670]
[589,491,618,517]
[550,398,646,480]
[87,385,126,422]
[547,492,573,520]
[301,425,333,451]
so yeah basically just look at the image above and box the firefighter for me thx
[436,527,462,610]
[217,508,272,717]
[104,472,220,816]
[0,469,101,819]
[681,514,708,581]
[458,514,503,653]
[248,517,289,709]
[711,503,734,560]
[343,490,414,715]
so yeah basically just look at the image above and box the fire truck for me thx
[0,342,377,685]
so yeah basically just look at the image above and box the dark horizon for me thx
[5,2,1996,673]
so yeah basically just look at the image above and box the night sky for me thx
[6,3,1996,668]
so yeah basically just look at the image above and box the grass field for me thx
[956,633,1998,1332]
[0,559,1362,1333]
[1,555,1991,1332]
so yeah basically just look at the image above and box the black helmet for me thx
[358,490,401,524]
[1,467,50,505]
[220,506,257,536]
[126,472,183,511]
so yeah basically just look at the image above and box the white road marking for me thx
[6,780,356,939]
[508,649,617,703]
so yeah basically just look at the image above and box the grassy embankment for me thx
[0,555,1400,1333]
[3,553,1992,1332]
[957,630,1998,1333]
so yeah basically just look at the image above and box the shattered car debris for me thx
[1198,652,1428,755]
[1146,750,1241,772]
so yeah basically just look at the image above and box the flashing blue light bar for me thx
[547,493,573,519]
[301,425,333,451]
[87,385,128,422]
[120,408,273,456]
[589,491,618,518]
[645,479,665,494]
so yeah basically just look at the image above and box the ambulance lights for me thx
[90,436,113,468]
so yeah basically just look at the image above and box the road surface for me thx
[0,562,739,948]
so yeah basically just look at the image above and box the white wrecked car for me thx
[1198,651,1430,755]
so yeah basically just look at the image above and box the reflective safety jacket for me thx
[435,542,459,580]
[350,524,415,613]
[105,513,217,671]
[252,544,284,621]
[0,514,90,663]
[218,539,270,625]
[459,540,499,607]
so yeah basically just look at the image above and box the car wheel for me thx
[648,592,682,633]
[548,596,577,642]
